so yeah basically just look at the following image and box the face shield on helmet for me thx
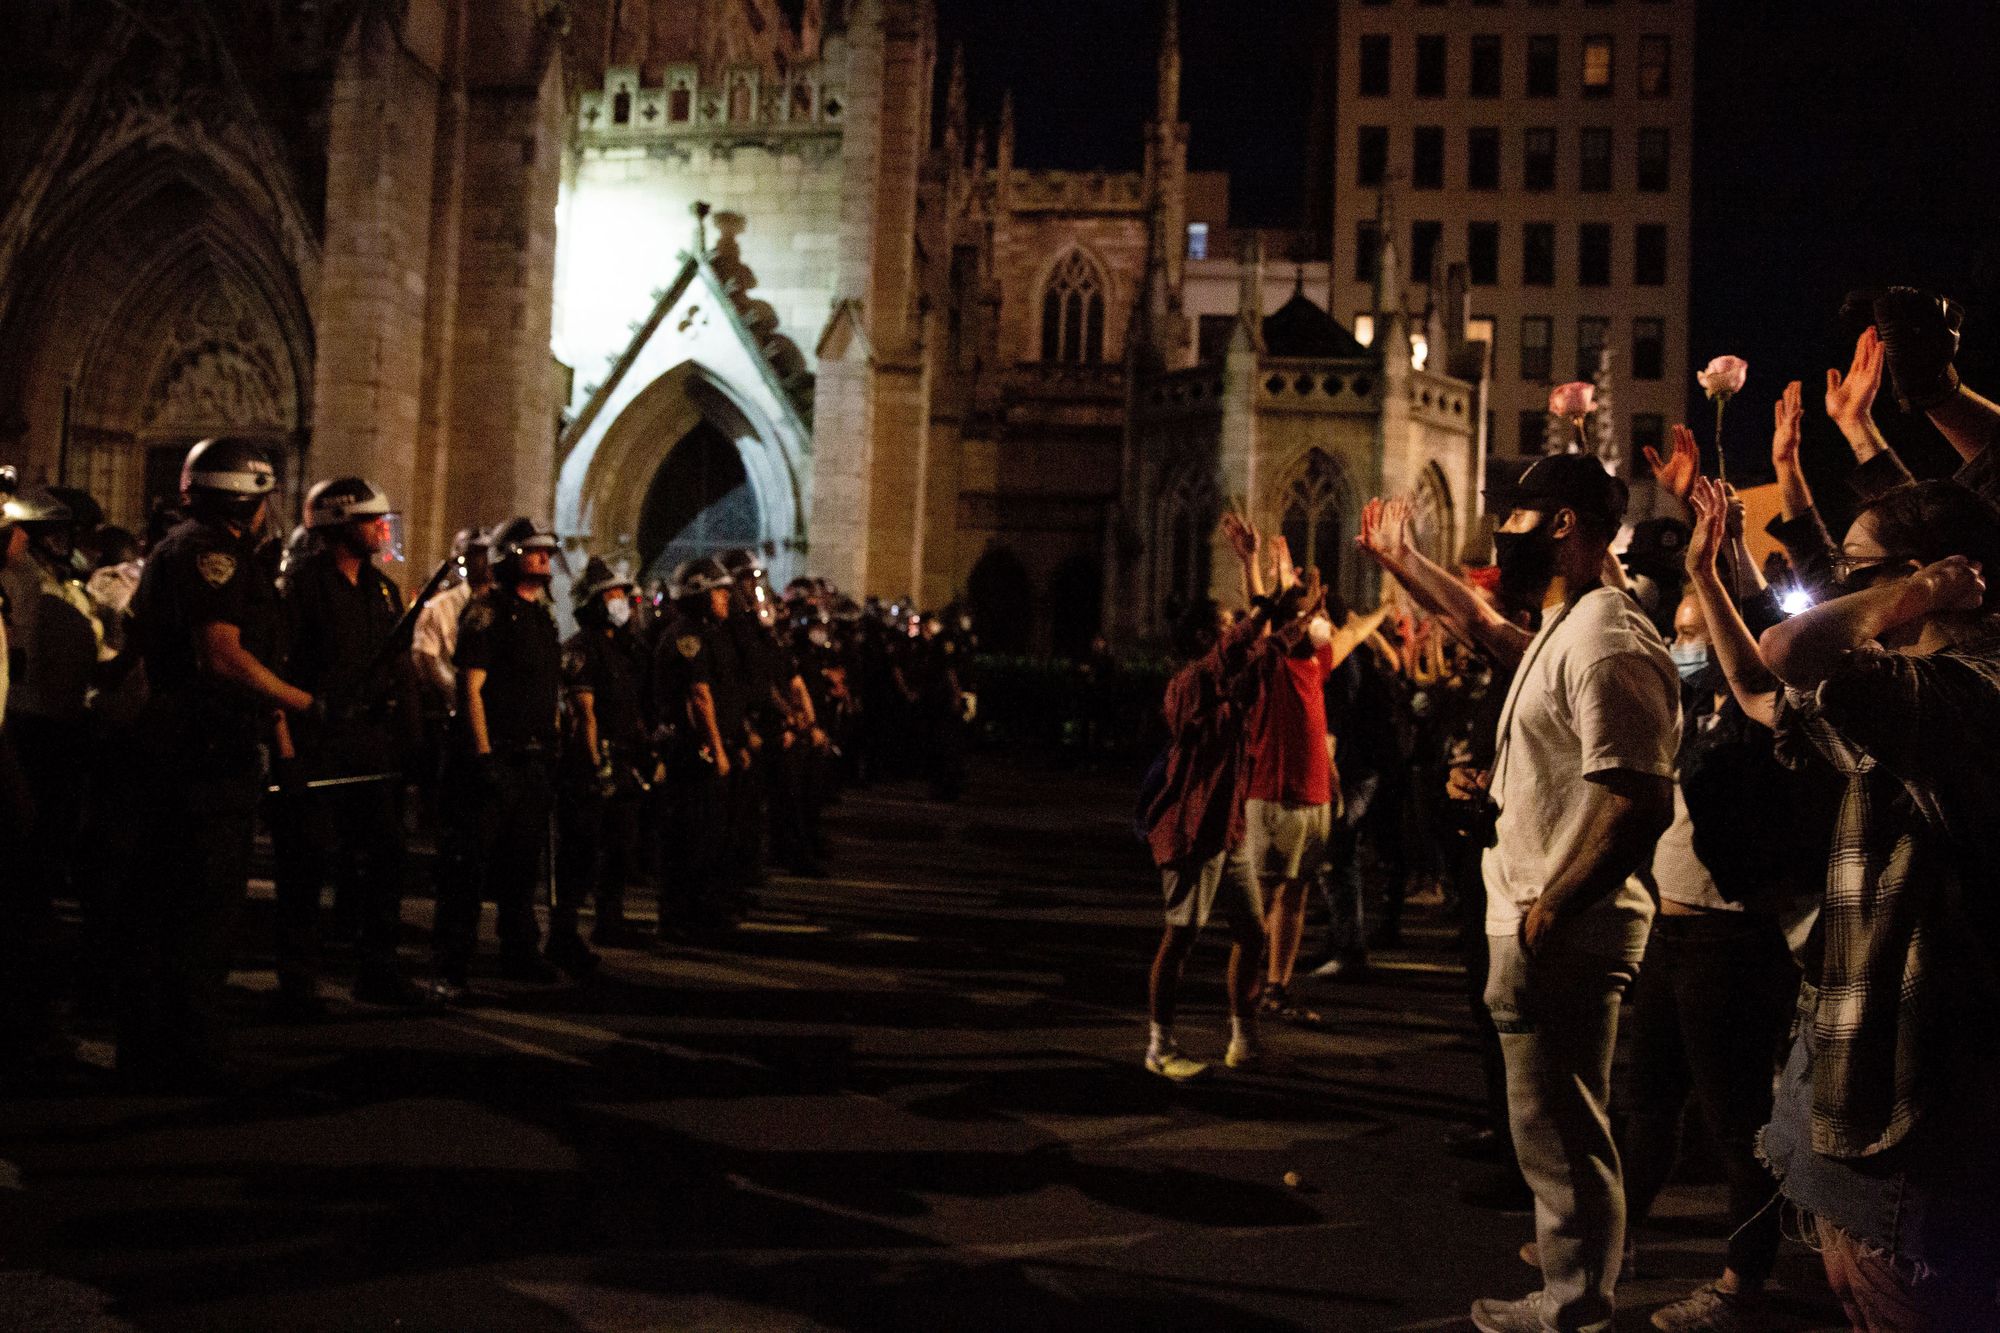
[305,476,401,564]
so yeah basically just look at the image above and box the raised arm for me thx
[1758,555,1985,690]
[1765,380,1838,590]
[1642,421,1700,510]
[1686,477,1779,726]
[1827,326,1915,498]
[1220,509,1264,604]
[1358,496,1532,668]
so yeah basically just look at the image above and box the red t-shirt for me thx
[1243,641,1336,807]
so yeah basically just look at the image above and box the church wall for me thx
[990,206,1146,367]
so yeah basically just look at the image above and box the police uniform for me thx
[274,546,416,1003]
[651,611,731,934]
[124,516,281,1078]
[434,585,562,983]
[554,616,649,949]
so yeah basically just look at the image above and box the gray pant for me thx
[1485,932,1640,1333]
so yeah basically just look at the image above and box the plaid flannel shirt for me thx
[1775,632,2000,1159]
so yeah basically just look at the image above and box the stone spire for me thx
[944,42,967,163]
[996,88,1015,216]
[1156,0,1181,127]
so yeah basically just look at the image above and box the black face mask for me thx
[1493,524,1558,606]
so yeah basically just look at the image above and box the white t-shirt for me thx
[411,579,473,698]
[1484,585,1679,959]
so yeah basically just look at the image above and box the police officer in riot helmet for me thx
[270,477,432,1017]
[722,548,832,877]
[122,437,317,1089]
[432,515,566,994]
[651,556,742,938]
[551,557,653,966]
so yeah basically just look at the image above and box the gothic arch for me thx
[1156,466,1219,622]
[1036,247,1109,365]
[1272,447,1358,605]
[1412,460,1457,567]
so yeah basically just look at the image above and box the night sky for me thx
[935,0,2000,523]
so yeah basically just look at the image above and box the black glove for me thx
[1843,286,1963,412]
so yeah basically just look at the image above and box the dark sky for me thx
[935,0,2000,519]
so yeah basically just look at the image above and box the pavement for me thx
[0,761,1846,1332]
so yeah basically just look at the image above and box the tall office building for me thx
[1329,0,1694,483]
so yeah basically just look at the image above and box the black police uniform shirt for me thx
[727,613,785,730]
[563,624,646,749]
[453,586,561,753]
[701,613,751,740]
[282,549,406,711]
[651,613,715,748]
[132,517,282,745]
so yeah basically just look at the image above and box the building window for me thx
[1355,221,1381,283]
[1639,35,1671,97]
[1040,250,1106,364]
[1353,313,1376,347]
[1280,451,1348,586]
[1637,128,1670,192]
[1580,127,1612,192]
[1416,35,1448,97]
[1582,36,1613,97]
[1635,224,1667,285]
[1520,315,1552,381]
[1526,35,1558,97]
[1470,35,1502,96]
[1359,35,1392,97]
[1523,222,1555,286]
[1186,223,1209,260]
[1519,410,1548,456]
[1579,223,1612,286]
[1410,220,1443,281]
[1467,314,1496,347]
[1632,414,1665,465]
[1358,125,1389,186]
[1577,316,1609,380]
[1524,127,1556,190]
[1413,126,1444,189]
[1468,127,1500,189]
[1469,222,1499,286]
[1633,317,1665,380]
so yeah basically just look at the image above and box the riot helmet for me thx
[672,555,734,619]
[487,516,558,587]
[180,437,276,524]
[305,475,397,559]
[449,525,492,585]
[573,555,637,626]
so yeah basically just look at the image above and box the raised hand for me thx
[1644,423,1701,503]
[1376,495,1415,565]
[1826,326,1885,437]
[1268,533,1298,591]
[1771,379,1804,470]
[1685,475,1727,579]
[1219,509,1259,567]
[1913,554,1986,615]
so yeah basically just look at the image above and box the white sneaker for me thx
[1470,1291,1552,1333]
[1145,1049,1210,1082]
[1650,1283,1761,1332]
[1224,1040,1274,1070]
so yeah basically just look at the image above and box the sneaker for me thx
[1650,1283,1762,1332]
[1470,1292,1553,1333]
[1309,952,1367,980]
[1519,1239,1638,1281]
[1144,1049,1210,1082]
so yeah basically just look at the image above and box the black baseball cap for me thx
[1492,453,1628,533]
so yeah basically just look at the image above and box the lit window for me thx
[1040,251,1106,364]
[1353,314,1376,348]
[1186,223,1209,260]
[1410,331,1429,371]
[1465,316,1495,347]
[1582,36,1613,96]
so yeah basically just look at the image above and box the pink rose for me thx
[1547,382,1596,418]
[1697,355,1748,399]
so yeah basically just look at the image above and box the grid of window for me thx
[1520,315,1552,381]
[1577,316,1609,381]
[1636,225,1667,285]
[1416,35,1447,97]
[1411,220,1443,280]
[1413,126,1444,189]
[1637,128,1670,192]
[1468,128,1500,189]
[1355,221,1381,284]
[1360,35,1391,97]
[1579,223,1612,286]
[1580,128,1612,192]
[1470,35,1502,97]
[1633,318,1665,380]
[1358,125,1388,187]
[1639,35,1671,97]
[1526,35,1558,96]
[1523,223,1555,286]
[1582,36,1613,96]
[1524,127,1556,191]
[1469,222,1500,286]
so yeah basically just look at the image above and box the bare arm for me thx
[1928,385,2000,465]
[1826,326,1908,478]
[1758,555,1985,689]
[1220,510,1265,604]
[690,680,731,776]
[1771,379,1812,521]
[197,623,312,713]
[1521,769,1674,953]
[577,690,602,767]
[461,666,492,756]
[1361,496,1531,668]
[1686,478,1779,726]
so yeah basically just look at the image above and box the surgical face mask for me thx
[605,595,633,628]
[1670,642,1710,683]
[1307,613,1334,649]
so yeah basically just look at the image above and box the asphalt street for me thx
[0,762,1845,1332]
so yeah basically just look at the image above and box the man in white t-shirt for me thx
[411,527,490,704]
[1459,454,1678,1333]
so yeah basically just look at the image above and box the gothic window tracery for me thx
[1039,250,1106,365]
[1161,470,1218,611]
[1277,449,1351,586]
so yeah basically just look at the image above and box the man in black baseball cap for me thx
[1487,454,1630,615]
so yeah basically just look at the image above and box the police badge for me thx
[677,634,702,660]
[196,551,237,587]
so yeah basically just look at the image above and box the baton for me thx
[266,771,403,794]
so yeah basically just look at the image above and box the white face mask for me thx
[605,596,633,628]
[1307,613,1334,649]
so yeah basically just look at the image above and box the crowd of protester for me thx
[0,452,975,1089]
[1138,287,1999,1333]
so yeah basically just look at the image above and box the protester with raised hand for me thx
[1765,380,1840,596]
[1755,477,2000,1329]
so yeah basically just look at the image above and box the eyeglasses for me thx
[1829,554,1907,590]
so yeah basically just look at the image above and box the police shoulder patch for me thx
[463,601,495,632]
[196,551,237,587]
[677,634,702,660]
